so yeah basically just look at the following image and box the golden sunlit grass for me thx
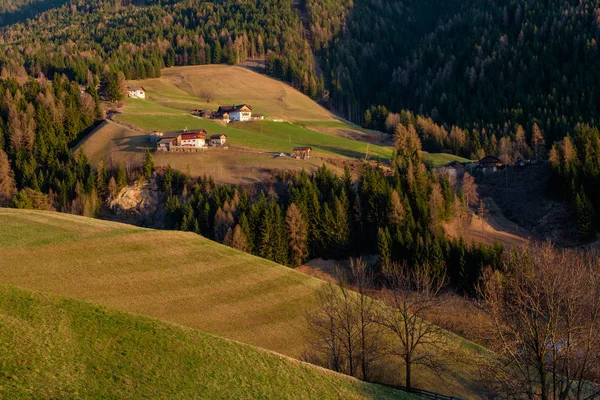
[0,208,496,398]
[0,284,410,399]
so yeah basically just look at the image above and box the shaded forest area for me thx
[313,0,600,144]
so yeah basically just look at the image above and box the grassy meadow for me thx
[79,64,468,170]
[0,208,495,398]
[0,284,409,400]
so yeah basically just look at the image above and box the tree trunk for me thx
[405,360,411,390]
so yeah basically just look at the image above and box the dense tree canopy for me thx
[0,0,322,98]
[310,0,600,148]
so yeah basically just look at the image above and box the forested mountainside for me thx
[313,0,600,143]
[0,0,598,234]
[306,0,464,121]
[4,0,600,144]
[0,0,67,25]
[0,0,322,98]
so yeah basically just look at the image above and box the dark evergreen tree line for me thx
[0,74,108,213]
[549,124,600,238]
[310,0,600,149]
[161,156,502,294]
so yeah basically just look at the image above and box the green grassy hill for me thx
[0,208,491,398]
[117,65,393,160]
[0,284,407,399]
[82,65,469,177]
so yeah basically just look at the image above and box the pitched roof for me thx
[182,132,206,140]
[157,137,176,145]
[479,155,501,164]
[128,86,146,92]
[444,160,465,169]
[217,104,252,113]
[210,134,227,139]
[293,147,312,151]
[163,129,206,138]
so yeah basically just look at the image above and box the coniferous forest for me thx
[1,0,600,397]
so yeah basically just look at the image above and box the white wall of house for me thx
[128,90,146,99]
[181,138,205,147]
[230,111,251,121]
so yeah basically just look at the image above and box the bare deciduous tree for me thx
[305,260,383,380]
[376,263,448,389]
[461,172,478,208]
[201,89,215,103]
[285,203,308,267]
[349,258,383,381]
[480,242,600,399]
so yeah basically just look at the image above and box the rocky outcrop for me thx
[108,178,165,227]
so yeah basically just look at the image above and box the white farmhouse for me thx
[217,104,252,122]
[180,129,207,147]
[128,86,146,99]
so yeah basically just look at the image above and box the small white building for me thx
[128,86,146,99]
[217,104,252,122]
[209,134,227,146]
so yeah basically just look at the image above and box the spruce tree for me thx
[377,227,392,271]
[286,203,308,267]
[575,190,596,239]
[143,149,154,180]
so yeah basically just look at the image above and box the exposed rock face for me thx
[108,178,164,227]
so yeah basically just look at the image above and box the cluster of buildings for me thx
[439,155,539,179]
[194,104,264,123]
[439,156,505,179]
[151,129,227,152]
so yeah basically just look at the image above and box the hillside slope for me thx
[315,0,600,143]
[0,284,407,399]
[0,208,495,398]
[0,208,321,358]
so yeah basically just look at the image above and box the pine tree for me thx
[377,227,392,271]
[0,148,16,206]
[532,123,545,160]
[575,190,596,239]
[117,164,127,188]
[238,212,254,254]
[286,203,308,267]
[143,149,154,180]
[389,189,404,225]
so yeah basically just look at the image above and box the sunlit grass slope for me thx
[0,284,408,399]
[0,208,493,398]
[0,208,322,358]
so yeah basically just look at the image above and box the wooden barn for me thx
[293,147,312,160]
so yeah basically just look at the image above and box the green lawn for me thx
[0,284,409,400]
[425,152,471,167]
[114,111,393,159]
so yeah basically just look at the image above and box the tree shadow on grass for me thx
[313,145,370,160]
